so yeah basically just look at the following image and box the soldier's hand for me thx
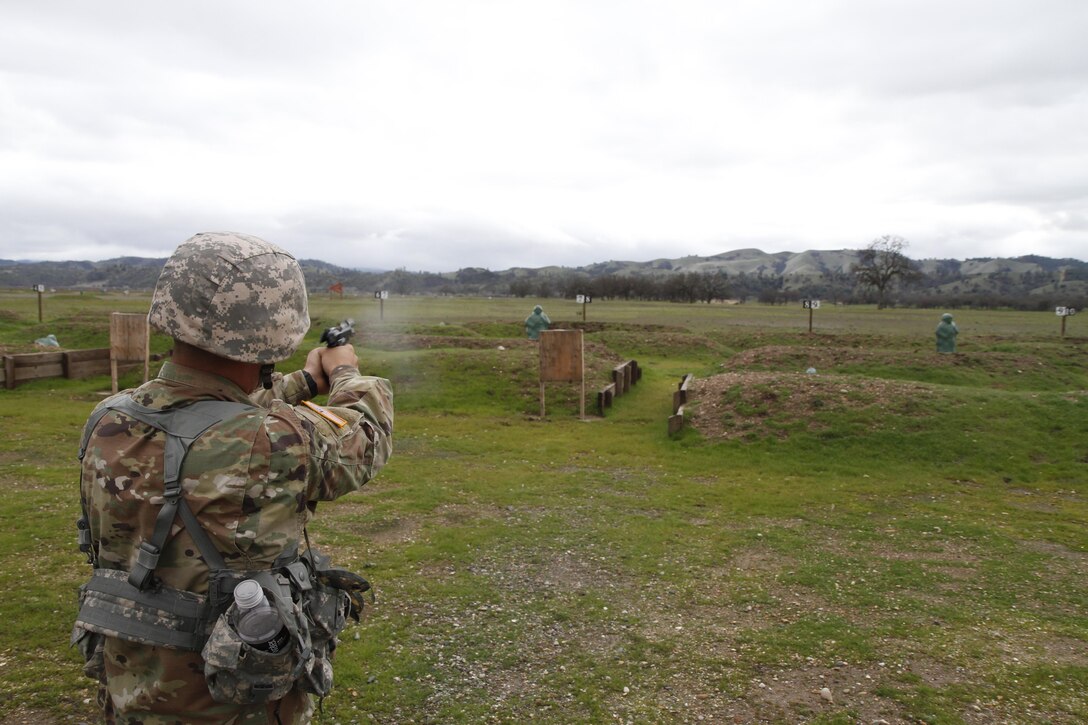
[303,347,330,395]
[320,343,359,377]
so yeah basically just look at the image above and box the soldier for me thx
[524,304,551,340]
[72,232,394,724]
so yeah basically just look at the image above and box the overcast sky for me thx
[2,1,1086,272]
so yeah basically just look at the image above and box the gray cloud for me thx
[1,0,1085,271]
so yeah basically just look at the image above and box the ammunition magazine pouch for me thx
[73,395,371,703]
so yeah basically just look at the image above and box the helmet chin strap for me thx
[260,363,275,390]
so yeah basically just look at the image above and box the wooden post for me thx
[808,306,814,333]
[37,288,43,322]
[110,312,150,394]
[581,366,585,419]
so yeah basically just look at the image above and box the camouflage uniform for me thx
[77,233,394,724]
[81,360,392,724]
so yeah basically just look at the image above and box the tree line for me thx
[502,236,1087,311]
[4,238,1085,311]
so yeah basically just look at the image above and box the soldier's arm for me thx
[292,347,394,502]
[250,370,314,407]
[250,347,327,406]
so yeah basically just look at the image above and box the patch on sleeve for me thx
[301,400,348,429]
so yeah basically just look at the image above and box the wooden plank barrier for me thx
[596,383,615,416]
[610,360,641,397]
[596,360,640,416]
[672,373,693,414]
[3,351,65,389]
[65,348,112,380]
[612,363,630,394]
[1,348,156,389]
[668,374,694,435]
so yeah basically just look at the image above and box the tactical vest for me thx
[73,396,370,704]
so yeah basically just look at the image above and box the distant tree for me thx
[694,271,730,303]
[591,274,631,300]
[557,272,590,299]
[389,267,415,295]
[508,279,533,297]
[533,278,554,297]
[757,287,782,304]
[628,275,659,300]
[662,272,696,302]
[852,235,920,309]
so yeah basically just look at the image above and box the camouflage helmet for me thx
[148,232,310,363]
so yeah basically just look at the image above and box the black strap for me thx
[177,497,227,571]
[79,396,256,589]
[301,370,319,399]
[77,405,118,564]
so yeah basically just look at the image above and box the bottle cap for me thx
[234,579,265,610]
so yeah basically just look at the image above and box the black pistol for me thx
[320,318,355,348]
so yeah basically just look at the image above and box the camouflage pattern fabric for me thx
[251,370,318,408]
[148,233,310,364]
[202,606,300,706]
[79,360,393,724]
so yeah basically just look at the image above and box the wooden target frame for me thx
[110,312,150,393]
[538,329,585,418]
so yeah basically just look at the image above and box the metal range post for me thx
[802,299,820,333]
[576,294,591,321]
[375,290,388,321]
[1056,306,1077,338]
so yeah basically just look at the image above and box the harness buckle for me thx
[77,518,95,564]
[128,541,162,590]
[284,561,313,592]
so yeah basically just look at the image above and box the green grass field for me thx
[0,290,1085,724]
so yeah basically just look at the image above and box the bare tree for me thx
[852,235,920,308]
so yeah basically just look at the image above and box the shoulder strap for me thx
[80,396,257,590]
[77,405,119,563]
[103,398,258,485]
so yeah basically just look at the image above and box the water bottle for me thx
[233,580,291,654]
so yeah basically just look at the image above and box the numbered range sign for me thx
[1057,306,1077,337]
[576,294,592,304]
[802,299,820,332]
[33,284,45,293]
[374,290,389,300]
